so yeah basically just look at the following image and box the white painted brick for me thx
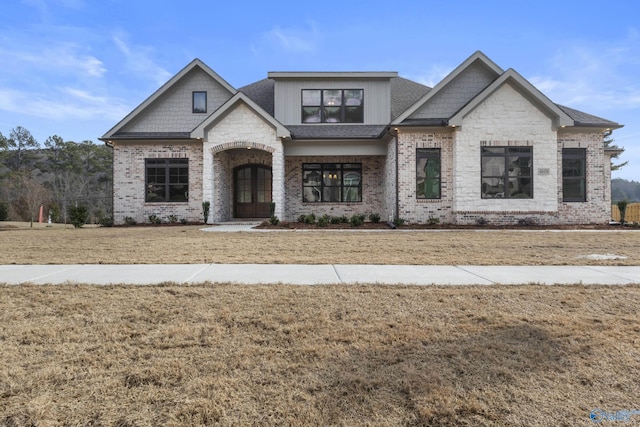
[203,103,284,222]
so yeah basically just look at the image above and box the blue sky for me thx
[1,0,639,180]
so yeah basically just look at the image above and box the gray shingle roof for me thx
[390,77,431,121]
[556,104,622,128]
[237,74,621,137]
[239,78,274,116]
[286,125,388,139]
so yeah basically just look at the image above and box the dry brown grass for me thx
[0,224,639,265]
[1,284,639,426]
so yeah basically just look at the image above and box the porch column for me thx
[202,142,215,223]
[272,145,285,220]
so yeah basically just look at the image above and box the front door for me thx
[234,165,272,218]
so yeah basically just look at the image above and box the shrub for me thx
[0,201,8,221]
[148,214,162,225]
[68,205,88,228]
[270,215,280,225]
[180,218,188,225]
[338,215,349,224]
[304,213,316,224]
[428,216,440,225]
[350,214,365,227]
[202,201,211,224]
[393,216,405,227]
[167,215,178,224]
[369,213,381,223]
[99,215,114,227]
[124,216,137,226]
[475,217,488,226]
[317,214,330,227]
[330,216,342,224]
[617,200,629,224]
[518,217,536,226]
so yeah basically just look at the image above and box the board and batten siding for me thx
[272,79,392,125]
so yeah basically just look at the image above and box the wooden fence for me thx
[611,203,640,223]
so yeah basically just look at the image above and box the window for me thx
[301,89,363,123]
[562,148,586,202]
[302,163,362,202]
[145,158,189,202]
[193,91,207,113]
[481,146,533,198]
[416,148,441,199]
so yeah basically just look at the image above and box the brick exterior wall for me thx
[557,131,612,224]
[112,141,203,225]
[284,156,386,221]
[382,139,397,222]
[397,83,612,225]
[202,103,284,222]
[211,149,272,221]
[110,69,614,227]
[397,130,454,223]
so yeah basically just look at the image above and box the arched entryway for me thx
[234,164,272,218]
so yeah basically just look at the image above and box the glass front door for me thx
[234,165,272,218]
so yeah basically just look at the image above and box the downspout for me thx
[395,128,400,222]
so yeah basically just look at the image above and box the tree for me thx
[604,136,627,171]
[41,137,112,223]
[0,132,8,211]
[6,126,39,172]
[0,132,7,166]
[12,171,49,226]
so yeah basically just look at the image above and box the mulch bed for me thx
[256,221,632,231]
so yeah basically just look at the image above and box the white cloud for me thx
[529,34,640,112]
[112,32,172,86]
[406,64,455,88]
[266,24,318,53]
[253,22,320,57]
[0,87,129,122]
[0,42,106,79]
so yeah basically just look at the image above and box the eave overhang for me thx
[392,50,503,125]
[449,69,574,130]
[101,58,236,140]
[191,92,290,139]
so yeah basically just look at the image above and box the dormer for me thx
[268,72,398,126]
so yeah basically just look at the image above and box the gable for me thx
[450,69,573,129]
[461,82,554,136]
[392,51,503,124]
[120,67,234,134]
[204,102,278,143]
[102,59,236,139]
[409,60,498,120]
[192,93,290,139]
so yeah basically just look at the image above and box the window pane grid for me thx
[416,149,441,199]
[301,89,364,123]
[481,147,532,199]
[562,148,586,202]
[145,158,189,203]
[303,163,361,203]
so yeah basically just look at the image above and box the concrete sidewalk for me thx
[1,264,640,286]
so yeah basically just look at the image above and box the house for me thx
[100,51,623,226]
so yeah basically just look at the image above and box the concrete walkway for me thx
[1,264,639,286]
